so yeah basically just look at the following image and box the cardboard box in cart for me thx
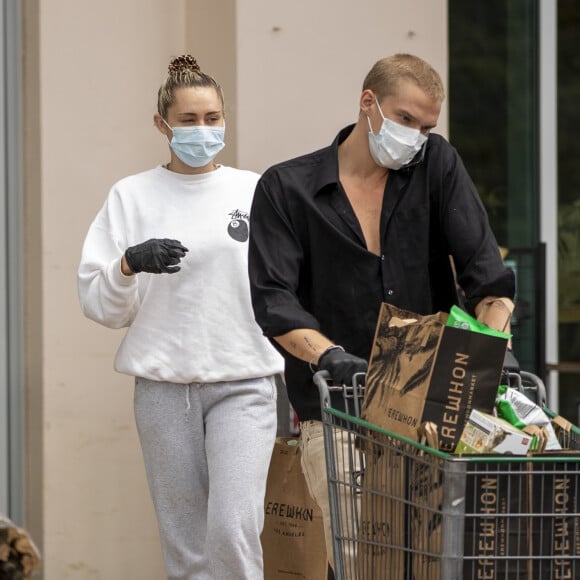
[456,409,534,455]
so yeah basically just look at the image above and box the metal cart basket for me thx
[314,370,580,580]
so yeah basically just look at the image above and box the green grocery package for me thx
[495,384,561,451]
[446,304,511,340]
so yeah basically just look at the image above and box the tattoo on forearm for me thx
[304,336,318,353]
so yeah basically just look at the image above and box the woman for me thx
[78,55,283,580]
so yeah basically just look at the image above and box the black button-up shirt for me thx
[248,125,515,421]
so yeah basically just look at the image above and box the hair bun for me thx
[168,55,201,75]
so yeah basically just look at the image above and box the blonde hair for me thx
[363,54,445,102]
[157,55,224,118]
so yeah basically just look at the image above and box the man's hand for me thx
[124,238,189,274]
[317,346,368,385]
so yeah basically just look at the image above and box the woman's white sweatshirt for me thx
[78,165,284,384]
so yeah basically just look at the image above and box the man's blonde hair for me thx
[363,54,445,102]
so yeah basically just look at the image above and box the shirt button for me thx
[386,289,394,296]
[381,255,385,262]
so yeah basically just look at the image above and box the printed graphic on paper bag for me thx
[531,466,580,578]
[227,209,249,242]
[365,323,438,413]
[421,327,505,451]
[410,456,444,577]
[463,465,529,580]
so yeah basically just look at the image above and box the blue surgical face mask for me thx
[162,119,225,168]
[367,97,427,170]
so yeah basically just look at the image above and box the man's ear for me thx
[360,89,377,115]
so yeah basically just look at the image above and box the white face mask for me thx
[162,119,225,168]
[367,97,427,170]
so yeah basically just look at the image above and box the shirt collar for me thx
[313,124,427,195]
[313,125,355,195]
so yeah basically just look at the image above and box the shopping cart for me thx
[508,369,548,407]
[506,370,580,450]
[314,370,580,580]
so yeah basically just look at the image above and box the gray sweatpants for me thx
[134,376,277,580]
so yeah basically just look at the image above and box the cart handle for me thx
[508,370,548,408]
[313,370,332,411]
[313,370,367,417]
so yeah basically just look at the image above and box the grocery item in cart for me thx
[446,304,511,339]
[496,384,561,450]
[455,408,534,455]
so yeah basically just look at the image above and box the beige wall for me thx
[29,1,186,578]
[24,1,447,578]
[236,0,448,173]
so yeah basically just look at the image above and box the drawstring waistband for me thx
[186,384,191,410]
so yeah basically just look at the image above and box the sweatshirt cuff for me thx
[108,256,137,288]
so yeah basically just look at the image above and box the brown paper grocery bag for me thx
[362,303,508,452]
[357,439,406,580]
[261,438,327,580]
[408,448,444,580]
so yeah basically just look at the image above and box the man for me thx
[248,54,515,571]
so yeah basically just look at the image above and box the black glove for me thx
[125,238,189,274]
[317,346,368,386]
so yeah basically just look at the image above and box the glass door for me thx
[556,1,580,419]
[448,0,540,373]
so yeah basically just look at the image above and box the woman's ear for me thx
[153,114,171,137]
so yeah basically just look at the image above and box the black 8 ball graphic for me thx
[228,219,249,242]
